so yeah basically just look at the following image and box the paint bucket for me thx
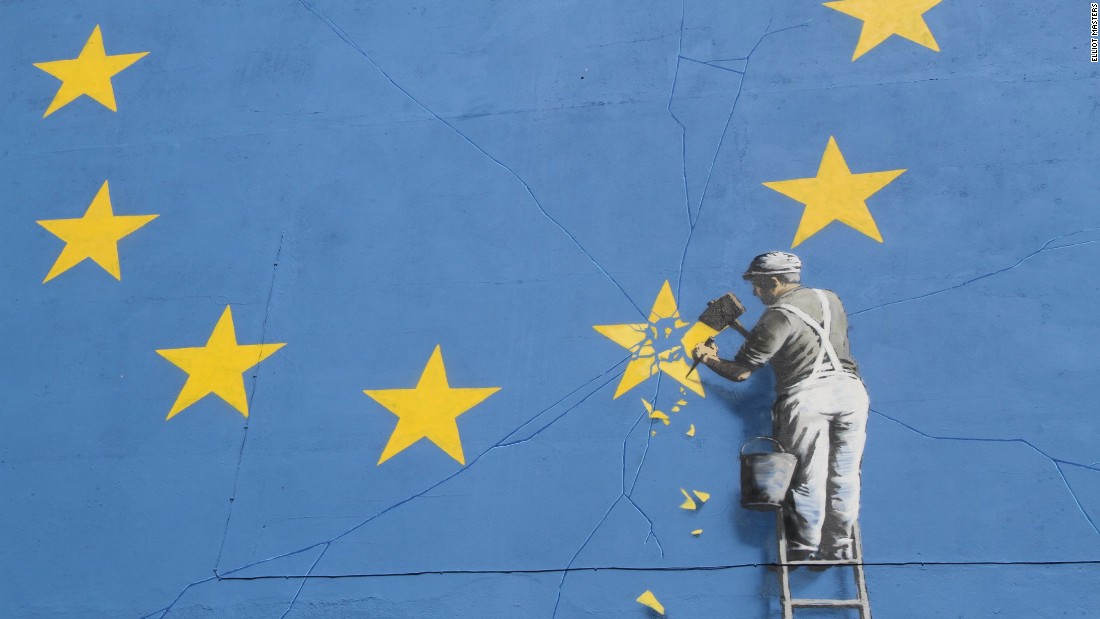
[740,437,796,511]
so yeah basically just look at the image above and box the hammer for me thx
[687,293,750,375]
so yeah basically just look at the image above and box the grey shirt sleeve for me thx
[733,309,793,369]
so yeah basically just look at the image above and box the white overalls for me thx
[772,290,869,557]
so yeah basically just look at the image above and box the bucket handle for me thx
[740,436,788,456]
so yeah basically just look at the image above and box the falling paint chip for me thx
[692,529,703,536]
[693,490,710,503]
[686,424,696,437]
[650,410,670,425]
[636,590,665,615]
[664,327,673,338]
[671,406,680,413]
[641,398,654,414]
[676,399,687,406]
[674,319,689,329]
[651,430,657,436]
[679,488,697,510]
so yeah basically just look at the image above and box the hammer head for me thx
[697,293,746,331]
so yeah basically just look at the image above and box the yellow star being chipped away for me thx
[824,0,943,60]
[594,281,718,400]
[763,136,905,248]
[157,306,285,420]
[365,346,500,466]
[34,25,148,117]
[37,180,157,283]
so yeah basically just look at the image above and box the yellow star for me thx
[37,180,158,283]
[34,25,148,117]
[156,306,285,420]
[763,136,905,247]
[365,346,500,466]
[594,281,718,399]
[824,0,943,60]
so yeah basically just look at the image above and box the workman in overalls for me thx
[692,252,870,561]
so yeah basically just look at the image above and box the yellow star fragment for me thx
[763,137,905,247]
[156,306,285,420]
[593,281,718,399]
[636,590,665,615]
[34,25,148,117]
[37,180,158,283]
[365,346,500,466]
[824,0,943,60]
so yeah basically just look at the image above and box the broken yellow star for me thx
[37,180,157,283]
[824,0,943,60]
[594,281,717,399]
[365,346,500,466]
[156,306,285,420]
[636,590,665,615]
[763,136,905,247]
[34,25,148,117]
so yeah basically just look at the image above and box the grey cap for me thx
[742,252,802,279]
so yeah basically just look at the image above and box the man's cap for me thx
[742,252,802,279]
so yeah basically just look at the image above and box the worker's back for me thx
[755,287,859,392]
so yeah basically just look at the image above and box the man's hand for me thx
[692,341,719,364]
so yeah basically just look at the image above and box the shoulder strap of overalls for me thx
[774,289,843,375]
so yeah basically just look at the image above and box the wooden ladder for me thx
[775,512,872,619]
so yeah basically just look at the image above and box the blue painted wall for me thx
[2,1,1099,617]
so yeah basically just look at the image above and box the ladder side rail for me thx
[852,522,872,619]
[777,511,794,619]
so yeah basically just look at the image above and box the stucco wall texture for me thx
[2,1,1099,617]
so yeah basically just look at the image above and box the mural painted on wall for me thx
[6,1,1099,618]
[692,252,873,616]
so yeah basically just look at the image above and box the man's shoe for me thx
[818,545,854,561]
[807,546,852,572]
[785,548,816,565]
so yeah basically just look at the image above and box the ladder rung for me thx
[785,558,859,566]
[791,598,864,608]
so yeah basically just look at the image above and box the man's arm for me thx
[732,309,792,369]
[702,356,753,382]
[692,309,793,382]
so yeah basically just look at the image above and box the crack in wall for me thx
[848,229,1100,541]
[871,408,1100,536]
[214,229,287,572]
[214,558,1100,581]
[279,544,329,619]
[550,374,668,618]
[674,20,811,300]
[297,0,646,319]
[851,228,1100,317]
[679,55,747,74]
[144,357,630,617]
[667,0,690,226]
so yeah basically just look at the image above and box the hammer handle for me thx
[731,319,751,339]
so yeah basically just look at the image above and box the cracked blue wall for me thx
[1,1,1098,617]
